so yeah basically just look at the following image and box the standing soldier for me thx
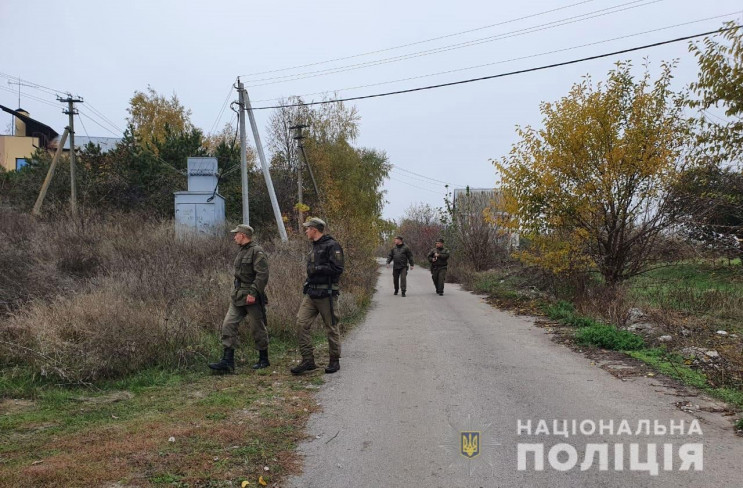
[291,217,345,375]
[208,224,270,373]
[427,238,450,296]
[386,235,414,296]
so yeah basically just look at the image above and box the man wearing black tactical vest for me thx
[291,217,345,375]
[208,224,270,374]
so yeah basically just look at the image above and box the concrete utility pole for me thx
[289,123,308,231]
[58,94,83,217]
[236,79,250,225]
[289,124,308,206]
[243,87,288,242]
[32,128,69,216]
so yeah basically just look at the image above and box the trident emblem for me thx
[461,431,480,458]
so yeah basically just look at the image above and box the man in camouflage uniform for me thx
[291,217,345,375]
[386,235,414,296]
[427,238,450,296]
[208,224,270,373]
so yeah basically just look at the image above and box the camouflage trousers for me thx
[296,294,341,360]
[221,302,268,350]
[431,267,447,294]
[392,266,408,292]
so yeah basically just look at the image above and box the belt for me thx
[307,283,339,290]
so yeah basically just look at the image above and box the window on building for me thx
[16,158,27,170]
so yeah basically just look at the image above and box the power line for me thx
[392,165,464,187]
[250,25,740,111]
[76,112,90,139]
[209,83,235,135]
[241,0,597,78]
[252,12,739,104]
[84,101,123,134]
[388,175,447,195]
[77,110,120,137]
[0,71,68,98]
[244,0,659,87]
[0,85,60,108]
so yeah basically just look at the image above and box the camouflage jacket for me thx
[427,247,450,269]
[387,244,414,269]
[231,241,268,307]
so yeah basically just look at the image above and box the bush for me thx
[575,324,645,351]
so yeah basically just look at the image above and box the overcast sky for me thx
[1,0,741,220]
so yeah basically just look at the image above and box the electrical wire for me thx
[84,101,123,134]
[240,0,597,77]
[249,25,740,111]
[388,175,448,194]
[0,71,67,97]
[392,165,463,187]
[76,112,90,139]
[77,110,120,137]
[0,85,60,108]
[209,83,236,135]
[244,0,660,87]
[252,12,739,104]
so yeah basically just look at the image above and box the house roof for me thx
[0,104,59,147]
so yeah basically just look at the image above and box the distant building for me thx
[0,104,120,172]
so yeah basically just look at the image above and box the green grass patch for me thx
[628,260,743,332]
[543,301,599,328]
[575,324,645,350]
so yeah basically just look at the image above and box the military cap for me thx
[230,224,254,236]
[395,235,404,240]
[302,217,326,230]
[436,237,445,243]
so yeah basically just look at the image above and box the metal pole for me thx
[244,88,288,242]
[32,128,69,216]
[237,79,249,225]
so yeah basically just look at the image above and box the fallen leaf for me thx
[258,476,267,486]
[241,481,250,487]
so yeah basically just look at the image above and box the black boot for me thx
[208,347,235,373]
[252,349,270,370]
[325,358,340,374]
[290,358,317,375]
[401,290,406,297]
[394,289,398,295]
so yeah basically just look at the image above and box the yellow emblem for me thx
[461,431,480,458]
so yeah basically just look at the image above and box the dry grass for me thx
[0,209,370,385]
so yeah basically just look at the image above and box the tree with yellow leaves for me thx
[495,62,694,285]
[127,85,193,154]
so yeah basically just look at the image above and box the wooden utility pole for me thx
[58,94,83,216]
